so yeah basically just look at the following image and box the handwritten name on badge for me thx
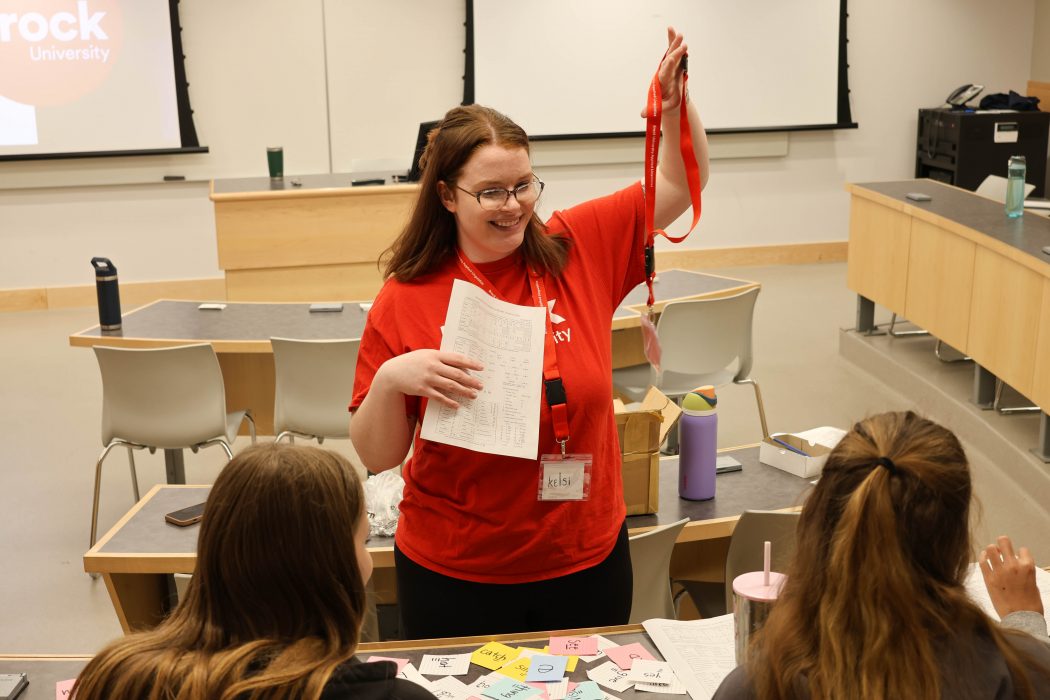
[541,462,585,500]
[472,642,519,670]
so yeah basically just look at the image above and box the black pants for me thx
[395,521,633,639]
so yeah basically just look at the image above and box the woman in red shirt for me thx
[351,28,709,638]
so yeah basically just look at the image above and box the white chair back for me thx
[654,287,759,392]
[271,337,360,441]
[628,517,689,622]
[94,344,230,449]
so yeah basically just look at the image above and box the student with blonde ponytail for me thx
[713,411,1050,700]
[73,444,437,700]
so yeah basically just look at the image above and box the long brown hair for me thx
[751,411,1038,700]
[383,104,568,281]
[74,444,369,700]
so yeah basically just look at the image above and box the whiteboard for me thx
[471,0,850,137]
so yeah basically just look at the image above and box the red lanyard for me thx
[455,253,571,454]
[643,53,703,312]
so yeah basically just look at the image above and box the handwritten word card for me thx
[603,642,654,670]
[549,636,598,656]
[525,654,568,683]
[472,642,519,670]
[420,653,472,676]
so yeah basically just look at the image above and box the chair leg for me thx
[736,378,770,439]
[244,411,257,445]
[888,313,930,338]
[125,445,141,502]
[993,379,1042,415]
[274,431,290,444]
[91,442,122,550]
[219,441,234,461]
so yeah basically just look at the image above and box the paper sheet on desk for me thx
[421,279,545,459]
[964,562,1050,622]
[642,616,736,700]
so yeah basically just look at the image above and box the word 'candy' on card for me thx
[525,654,568,683]
[603,642,654,670]
[420,653,472,676]
[549,636,599,657]
[472,642,519,671]
[481,677,543,700]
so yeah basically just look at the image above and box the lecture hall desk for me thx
[69,269,759,438]
[84,446,811,634]
[0,626,670,699]
[846,179,1050,461]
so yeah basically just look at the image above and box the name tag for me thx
[538,454,592,501]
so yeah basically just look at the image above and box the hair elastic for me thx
[875,456,897,474]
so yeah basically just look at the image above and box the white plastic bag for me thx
[363,470,404,537]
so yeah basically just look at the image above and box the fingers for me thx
[997,535,1016,560]
[1019,545,1035,567]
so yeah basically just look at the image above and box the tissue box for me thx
[614,387,682,515]
[759,426,848,478]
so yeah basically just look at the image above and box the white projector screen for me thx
[0,0,202,160]
[470,0,852,138]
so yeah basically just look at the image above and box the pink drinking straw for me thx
[763,540,772,586]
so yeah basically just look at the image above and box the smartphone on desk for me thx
[165,502,206,527]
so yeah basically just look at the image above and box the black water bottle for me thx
[90,257,122,331]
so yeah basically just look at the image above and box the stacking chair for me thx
[91,344,255,548]
[677,509,800,617]
[612,287,769,441]
[271,337,360,444]
[627,517,689,623]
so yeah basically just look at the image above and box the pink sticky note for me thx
[56,679,76,699]
[368,656,410,674]
[527,682,551,700]
[549,636,598,656]
[603,643,654,670]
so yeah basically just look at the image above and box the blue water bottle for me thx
[679,386,717,501]
[1006,155,1026,218]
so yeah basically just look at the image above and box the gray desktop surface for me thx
[858,179,1050,262]
[0,659,88,700]
[76,272,746,342]
[97,446,811,555]
[78,300,370,343]
[212,172,400,194]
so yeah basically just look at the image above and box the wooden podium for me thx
[210,174,418,301]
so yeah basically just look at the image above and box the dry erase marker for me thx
[771,437,809,457]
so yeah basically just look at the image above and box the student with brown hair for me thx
[351,27,709,639]
[73,444,436,700]
[713,411,1050,700]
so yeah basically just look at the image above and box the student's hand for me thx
[980,535,1044,619]
[642,27,688,116]
[376,349,484,410]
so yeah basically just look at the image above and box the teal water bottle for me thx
[1006,155,1026,218]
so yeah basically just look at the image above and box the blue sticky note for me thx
[525,655,568,683]
[566,680,604,700]
[481,677,542,700]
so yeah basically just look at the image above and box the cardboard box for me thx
[614,387,682,515]
[759,426,847,478]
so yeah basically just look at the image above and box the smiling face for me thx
[439,145,535,263]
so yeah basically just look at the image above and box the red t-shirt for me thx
[351,183,646,583]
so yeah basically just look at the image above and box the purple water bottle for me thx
[679,385,717,501]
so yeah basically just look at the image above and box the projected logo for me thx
[0,0,123,145]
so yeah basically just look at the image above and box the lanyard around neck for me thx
[643,53,703,311]
[455,253,571,454]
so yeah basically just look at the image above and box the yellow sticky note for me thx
[472,642,519,671]
[496,656,532,681]
[540,645,578,672]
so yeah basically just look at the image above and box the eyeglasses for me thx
[455,178,545,211]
